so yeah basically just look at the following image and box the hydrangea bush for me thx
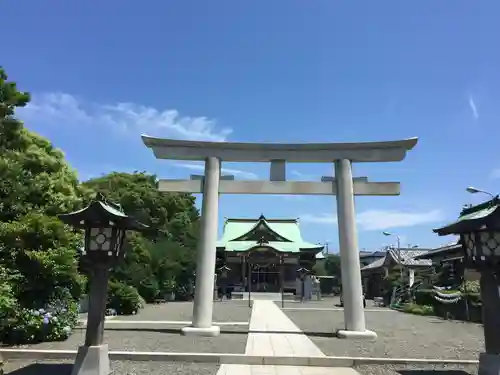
[0,300,79,345]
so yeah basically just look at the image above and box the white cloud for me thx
[291,170,315,180]
[19,92,232,141]
[468,94,479,120]
[490,169,500,180]
[300,209,445,231]
[172,162,258,179]
[301,213,336,224]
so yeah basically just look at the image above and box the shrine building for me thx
[216,215,325,293]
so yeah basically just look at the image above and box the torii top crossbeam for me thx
[141,136,418,163]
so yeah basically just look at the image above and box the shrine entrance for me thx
[246,246,285,296]
[250,263,280,292]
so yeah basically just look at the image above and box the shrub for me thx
[0,300,79,345]
[414,289,435,306]
[107,281,142,315]
[0,268,18,340]
[136,277,160,303]
[461,281,480,294]
[402,303,434,316]
[0,268,17,315]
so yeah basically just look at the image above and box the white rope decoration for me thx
[433,295,462,304]
[434,290,462,299]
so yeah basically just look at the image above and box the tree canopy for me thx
[0,67,86,308]
[0,66,200,312]
[323,254,341,278]
[82,172,200,301]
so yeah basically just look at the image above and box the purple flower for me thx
[42,317,50,324]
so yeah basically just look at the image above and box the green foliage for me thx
[82,172,199,242]
[0,213,85,307]
[312,261,326,276]
[414,289,435,306]
[0,299,79,345]
[0,266,17,327]
[0,67,85,344]
[460,280,480,294]
[107,281,142,315]
[82,172,199,302]
[402,303,435,316]
[323,254,341,277]
[0,68,201,346]
[0,67,30,152]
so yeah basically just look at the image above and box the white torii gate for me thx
[142,135,418,340]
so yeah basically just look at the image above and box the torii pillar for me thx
[335,159,373,339]
[181,157,221,336]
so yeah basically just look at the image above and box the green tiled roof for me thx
[217,215,323,254]
[434,197,500,236]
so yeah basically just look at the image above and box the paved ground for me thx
[2,359,220,375]
[219,300,357,375]
[283,308,484,360]
[113,300,252,322]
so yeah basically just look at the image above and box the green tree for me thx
[0,67,86,308]
[82,172,199,242]
[82,172,200,301]
[324,254,342,278]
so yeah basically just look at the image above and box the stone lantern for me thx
[217,265,232,300]
[434,196,500,375]
[296,267,310,301]
[58,193,147,375]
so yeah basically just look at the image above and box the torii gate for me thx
[142,135,418,340]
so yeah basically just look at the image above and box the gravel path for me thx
[284,309,483,360]
[355,364,477,375]
[2,359,219,375]
[113,301,251,322]
[2,360,477,375]
[6,325,247,354]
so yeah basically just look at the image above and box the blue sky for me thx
[2,1,500,252]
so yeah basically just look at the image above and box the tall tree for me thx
[0,67,86,307]
[324,254,342,278]
[82,172,199,242]
[83,172,200,301]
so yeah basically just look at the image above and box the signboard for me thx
[248,248,279,265]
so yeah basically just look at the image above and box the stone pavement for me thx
[218,300,359,374]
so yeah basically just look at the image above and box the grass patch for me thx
[402,303,435,316]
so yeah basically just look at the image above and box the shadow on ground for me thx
[398,371,469,375]
[7,363,73,375]
[102,327,338,337]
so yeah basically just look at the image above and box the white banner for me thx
[409,269,415,287]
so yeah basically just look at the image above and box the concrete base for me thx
[181,325,221,337]
[336,329,377,341]
[71,344,109,375]
[479,353,500,375]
